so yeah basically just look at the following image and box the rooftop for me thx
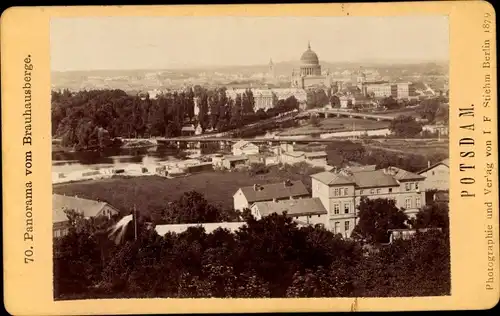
[305,151,327,158]
[224,155,249,162]
[310,171,355,186]
[386,166,425,182]
[53,194,117,223]
[252,197,327,217]
[351,169,400,188]
[238,180,309,203]
[155,222,246,236]
[232,140,257,150]
[418,158,449,174]
[311,166,423,188]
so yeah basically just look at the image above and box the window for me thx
[334,188,340,196]
[344,188,348,196]
[376,189,381,194]
[345,221,350,232]
[405,183,411,191]
[432,171,435,175]
[344,203,350,214]
[333,204,340,214]
[389,188,393,193]
[360,190,364,195]
[370,189,375,194]
[405,198,412,209]
[415,183,419,190]
[334,222,340,234]
[416,196,421,208]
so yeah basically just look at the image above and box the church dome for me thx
[300,42,319,65]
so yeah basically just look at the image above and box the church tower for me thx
[268,58,275,79]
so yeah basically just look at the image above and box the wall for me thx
[251,204,328,227]
[53,221,70,238]
[233,189,250,211]
[294,213,328,226]
[312,178,426,237]
[419,164,449,191]
[233,144,259,156]
[306,156,327,165]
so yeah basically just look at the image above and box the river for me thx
[52,146,186,174]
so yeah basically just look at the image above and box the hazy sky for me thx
[51,15,449,71]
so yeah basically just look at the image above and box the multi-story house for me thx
[233,180,310,211]
[418,158,449,191]
[311,166,426,237]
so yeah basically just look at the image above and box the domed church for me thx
[291,42,334,89]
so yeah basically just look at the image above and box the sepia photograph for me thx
[50,15,451,300]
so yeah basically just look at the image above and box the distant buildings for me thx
[422,124,449,136]
[226,88,307,112]
[356,71,416,99]
[290,42,335,89]
[280,151,328,166]
[53,194,120,238]
[233,180,310,211]
[418,159,449,191]
[181,124,196,136]
[220,155,249,170]
[232,140,259,156]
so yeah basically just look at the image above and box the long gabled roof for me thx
[310,171,355,185]
[155,222,246,236]
[418,158,450,174]
[53,194,118,224]
[239,180,309,203]
[387,166,425,181]
[252,198,327,217]
[351,169,400,188]
[232,140,257,150]
[311,166,424,189]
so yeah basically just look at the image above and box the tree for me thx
[330,95,340,108]
[413,202,449,232]
[380,96,399,110]
[352,197,409,244]
[389,115,422,137]
[230,94,243,127]
[417,98,440,122]
[309,114,321,127]
[242,89,254,115]
[198,92,210,131]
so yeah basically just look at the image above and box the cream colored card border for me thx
[1,2,498,314]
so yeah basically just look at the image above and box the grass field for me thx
[279,118,389,136]
[364,138,449,157]
[52,164,323,217]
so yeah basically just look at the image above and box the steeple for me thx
[308,41,311,50]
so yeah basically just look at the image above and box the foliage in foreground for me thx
[54,206,450,299]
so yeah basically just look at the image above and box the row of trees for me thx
[325,139,447,172]
[52,88,300,150]
[54,191,450,299]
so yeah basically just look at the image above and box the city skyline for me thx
[51,15,449,72]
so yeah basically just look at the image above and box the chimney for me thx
[428,160,431,168]
[272,198,277,202]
